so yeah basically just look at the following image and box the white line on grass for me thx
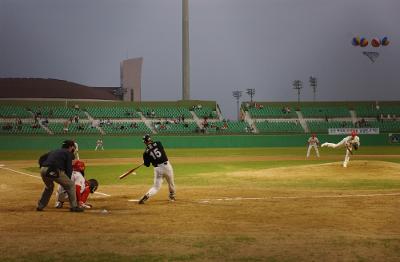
[129,192,400,204]
[198,193,400,203]
[0,165,111,197]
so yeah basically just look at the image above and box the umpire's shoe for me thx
[70,206,84,212]
[138,194,149,204]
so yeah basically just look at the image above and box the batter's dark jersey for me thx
[143,141,168,167]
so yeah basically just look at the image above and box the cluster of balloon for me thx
[352,36,390,63]
[352,36,390,48]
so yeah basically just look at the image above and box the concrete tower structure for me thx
[182,0,190,100]
[120,57,143,102]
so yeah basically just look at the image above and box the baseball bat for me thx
[119,163,144,180]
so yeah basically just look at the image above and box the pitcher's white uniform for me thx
[306,135,320,158]
[322,132,360,167]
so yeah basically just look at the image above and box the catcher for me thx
[321,130,360,167]
[55,160,98,209]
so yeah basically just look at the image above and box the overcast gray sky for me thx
[0,0,399,119]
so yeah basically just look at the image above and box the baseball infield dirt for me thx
[0,159,399,261]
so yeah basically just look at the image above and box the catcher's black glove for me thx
[353,144,359,150]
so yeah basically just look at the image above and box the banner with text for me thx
[328,128,380,135]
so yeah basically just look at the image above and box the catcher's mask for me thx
[143,134,152,144]
[72,160,85,173]
[88,179,98,193]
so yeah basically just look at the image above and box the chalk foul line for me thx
[0,165,111,197]
[198,193,400,203]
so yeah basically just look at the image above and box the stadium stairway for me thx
[84,112,105,135]
[138,112,157,134]
[350,110,357,125]
[40,121,53,135]
[27,109,53,135]
[243,110,258,133]
[216,105,224,121]
[295,111,309,133]
[190,111,203,129]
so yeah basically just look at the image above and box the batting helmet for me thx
[143,134,152,144]
[73,160,85,173]
[351,130,357,137]
[87,179,98,193]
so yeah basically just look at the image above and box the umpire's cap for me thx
[61,140,75,149]
[142,134,152,144]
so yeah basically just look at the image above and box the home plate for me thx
[128,199,140,202]
[0,164,5,167]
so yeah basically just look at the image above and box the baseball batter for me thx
[306,133,320,158]
[321,130,360,167]
[138,134,176,204]
[55,160,98,209]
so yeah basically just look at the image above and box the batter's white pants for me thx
[323,141,351,167]
[145,161,176,198]
[306,144,320,158]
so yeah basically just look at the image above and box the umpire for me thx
[36,140,84,212]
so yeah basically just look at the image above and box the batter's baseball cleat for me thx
[55,201,63,209]
[70,206,84,212]
[169,194,176,202]
[138,194,149,204]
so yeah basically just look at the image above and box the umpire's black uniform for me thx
[37,140,83,212]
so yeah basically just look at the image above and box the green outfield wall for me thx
[0,134,395,151]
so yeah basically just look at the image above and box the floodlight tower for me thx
[246,88,255,103]
[292,80,303,104]
[232,90,243,120]
[309,76,317,102]
[182,0,190,100]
